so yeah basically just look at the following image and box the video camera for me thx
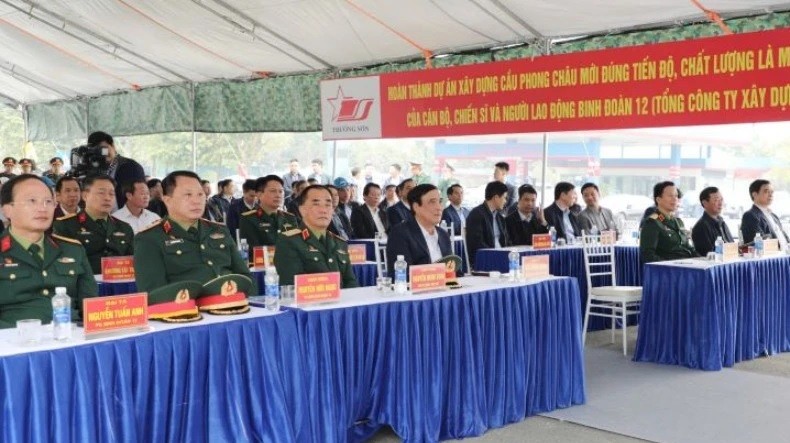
[67,144,109,179]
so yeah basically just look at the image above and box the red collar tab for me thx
[301,229,310,241]
[163,220,172,234]
[78,212,87,224]
[257,207,264,217]
[0,236,10,253]
[48,236,58,248]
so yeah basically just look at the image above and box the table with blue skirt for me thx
[96,262,378,296]
[473,245,642,330]
[349,237,469,274]
[0,276,586,442]
[634,255,790,371]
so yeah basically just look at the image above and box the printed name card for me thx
[295,272,341,305]
[409,263,447,293]
[723,242,739,261]
[600,231,617,245]
[521,255,551,280]
[253,246,276,268]
[83,293,148,338]
[347,244,367,264]
[532,234,552,250]
[100,256,135,281]
[763,239,780,255]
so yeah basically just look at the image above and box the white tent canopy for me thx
[0,0,788,106]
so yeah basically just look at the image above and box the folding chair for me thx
[580,233,642,355]
[373,237,388,279]
[461,226,472,275]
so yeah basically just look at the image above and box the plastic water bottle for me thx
[239,238,249,265]
[508,249,520,282]
[264,267,280,311]
[548,226,557,247]
[755,233,764,257]
[52,287,72,341]
[714,236,724,262]
[394,255,408,294]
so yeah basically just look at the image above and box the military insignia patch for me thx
[302,229,310,241]
[78,212,87,224]
[165,239,184,246]
[162,220,172,234]
[58,257,76,263]
[113,232,126,237]
[259,223,271,228]
[0,236,10,252]
[308,246,319,252]
[221,280,238,296]
[176,289,190,303]
[209,233,225,239]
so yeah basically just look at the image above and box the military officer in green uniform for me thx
[436,162,459,204]
[409,160,433,186]
[640,181,699,263]
[134,170,258,296]
[0,174,97,328]
[275,185,358,288]
[238,175,298,255]
[53,174,134,274]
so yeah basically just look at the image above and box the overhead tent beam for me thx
[0,60,76,98]
[192,0,333,70]
[466,0,525,39]
[0,91,20,108]
[0,0,188,83]
[428,0,503,43]
[484,0,546,39]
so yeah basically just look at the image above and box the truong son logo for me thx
[327,86,373,132]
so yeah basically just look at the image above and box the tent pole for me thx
[191,82,197,171]
[539,39,551,207]
[331,140,338,179]
[22,104,28,143]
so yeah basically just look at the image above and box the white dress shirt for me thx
[369,205,387,238]
[113,205,161,234]
[418,223,443,263]
[758,205,789,251]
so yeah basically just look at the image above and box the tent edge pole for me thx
[539,39,551,208]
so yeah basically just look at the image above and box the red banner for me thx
[321,29,790,139]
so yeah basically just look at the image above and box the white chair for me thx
[580,233,642,355]
[461,226,472,275]
[373,237,388,279]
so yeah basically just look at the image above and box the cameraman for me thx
[87,131,145,209]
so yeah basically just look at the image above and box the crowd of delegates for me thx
[2,129,789,328]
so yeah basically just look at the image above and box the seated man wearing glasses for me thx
[53,175,135,274]
[0,174,97,328]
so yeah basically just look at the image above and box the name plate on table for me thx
[295,272,341,305]
[83,293,148,338]
[600,230,616,245]
[522,255,550,279]
[347,244,367,264]
[763,239,781,255]
[252,246,276,268]
[409,263,447,293]
[723,242,739,261]
[532,234,552,249]
[101,256,135,281]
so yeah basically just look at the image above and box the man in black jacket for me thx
[740,179,790,248]
[387,178,415,229]
[351,183,388,239]
[691,186,734,256]
[505,184,549,245]
[466,181,510,269]
[88,131,145,209]
[543,182,582,243]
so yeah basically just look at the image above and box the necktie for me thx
[28,244,43,268]
[492,212,501,248]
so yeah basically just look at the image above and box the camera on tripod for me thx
[67,144,109,179]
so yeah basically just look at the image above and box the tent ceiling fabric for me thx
[0,0,788,105]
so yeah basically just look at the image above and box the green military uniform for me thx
[411,172,433,186]
[238,208,298,253]
[53,212,135,275]
[640,211,698,263]
[0,230,97,328]
[133,217,258,296]
[274,228,359,288]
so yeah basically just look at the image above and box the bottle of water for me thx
[239,238,249,265]
[548,226,557,247]
[508,249,520,282]
[714,236,724,262]
[755,233,764,257]
[264,267,280,311]
[52,286,72,341]
[394,255,408,294]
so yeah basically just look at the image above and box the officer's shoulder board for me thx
[51,233,81,245]
[649,213,659,220]
[56,213,77,222]
[328,231,347,243]
[201,217,225,226]
[283,228,302,237]
[138,219,164,233]
[241,209,257,216]
[281,210,295,217]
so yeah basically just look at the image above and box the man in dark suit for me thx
[53,176,82,220]
[281,158,305,199]
[387,178,416,229]
[505,184,549,245]
[386,184,452,276]
[494,162,517,210]
[351,183,388,239]
[741,179,790,248]
[691,186,734,256]
[441,184,469,235]
[544,181,582,243]
[146,178,168,217]
[88,131,145,209]
[327,185,353,240]
[466,181,510,269]
[226,179,258,241]
[334,177,360,222]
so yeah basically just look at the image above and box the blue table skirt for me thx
[634,256,790,370]
[98,263,378,296]
[294,277,586,442]
[0,313,310,443]
[474,246,642,331]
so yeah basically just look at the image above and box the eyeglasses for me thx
[10,198,57,209]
